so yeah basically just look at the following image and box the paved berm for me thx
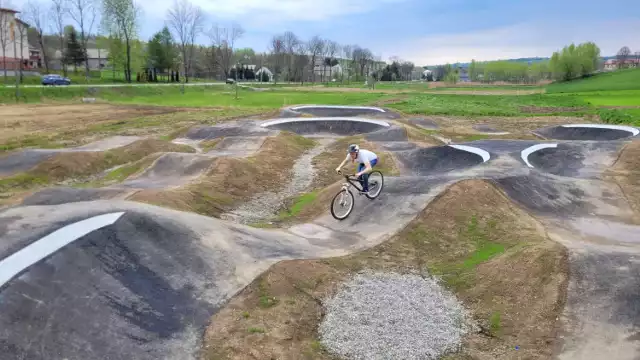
[0,104,639,360]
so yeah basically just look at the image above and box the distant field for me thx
[546,68,640,93]
[387,93,587,116]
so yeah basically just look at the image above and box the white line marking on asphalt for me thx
[0,212,125,288]
[520,143,559,168]
[260,117,391,128]
[561,124,639,136]
[448,144,491,162]
[290,105,386,112]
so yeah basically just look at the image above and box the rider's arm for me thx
[356,159,371,176]
[335,155,349,172]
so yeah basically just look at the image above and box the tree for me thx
[269,34,285,84]
[63,26,87,72]
[616,46,631,69]
[281,31,299,82]
[549,42,601,81]
[324,40,338,82]
[167,0,204,83]
[635,51,640,65]
[23,1,50,72]
[306,36,324,82]
[50,0,68,76]
[208,23,244,79]
[67,0,97,79]
[101,0,140,82]
[147,26,176,77]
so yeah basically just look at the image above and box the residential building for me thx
[28,47,41,68]
[604,58,640,71]
[0,8,32,70]
[50,48,109,71]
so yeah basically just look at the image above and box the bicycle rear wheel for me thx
[330,189,354,220]
[365,171,384,199]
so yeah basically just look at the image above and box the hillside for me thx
[546,68,640,93]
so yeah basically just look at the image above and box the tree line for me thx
[18,0,389,84]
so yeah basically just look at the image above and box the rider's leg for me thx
[357,163,367,192]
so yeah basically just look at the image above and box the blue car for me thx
[41,74,71,86]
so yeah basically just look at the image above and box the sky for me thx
[22,0,640,65]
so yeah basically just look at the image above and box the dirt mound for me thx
[21,187,128,206]
[397,145,487,175]
[0,139,194,194]
[129,132,316,217]
[365,126,408,142]
[472,124,509,134]
[311,135,400,190]
[534,124,638,140]
[119,153,216,189]
[202,179,568,360]
[607,142,640,220]
[262,118,390,135]
[286,105,401,119]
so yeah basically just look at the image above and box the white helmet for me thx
[348,144,359,153]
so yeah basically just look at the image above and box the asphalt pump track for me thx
[1,106,639,359]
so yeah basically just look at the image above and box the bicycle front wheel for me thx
[330,189,354,220]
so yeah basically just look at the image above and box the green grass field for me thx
[2,68,639,126]
[545,68,640,93]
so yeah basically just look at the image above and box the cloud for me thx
[389,18,640,65]
[137,0,410,23]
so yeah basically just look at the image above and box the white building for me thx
[0,7,31,70]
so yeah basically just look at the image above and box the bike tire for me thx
[330,189,355,220]
[365,171,384,200]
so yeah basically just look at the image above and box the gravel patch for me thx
[223,138,333,224]
[319,271,474,360]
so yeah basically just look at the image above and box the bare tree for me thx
[281,31,299,82]
[306,35,323,83]
[50,0,68,75]
[293,43,309,84]
[23,1,50,72]
[16,17,29,81]
[616,46,631,69]
[269,34,285,84]
[342,44,352,82]
[101,0,139,82]
[208,23,244,79]
[167,0,204,83]
[635,51,640,65]
[324,40,338,82]
[67,0,97,79]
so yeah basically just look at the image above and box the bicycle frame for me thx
[341,175,366,193]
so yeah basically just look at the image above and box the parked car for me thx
[41,74,71,86]
[225,78,235,84]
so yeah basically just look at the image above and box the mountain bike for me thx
[330,170,384,220]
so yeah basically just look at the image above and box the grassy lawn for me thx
[387,93,588,116]
[546,68,640,93]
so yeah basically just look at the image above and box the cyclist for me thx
[335,144,378,195]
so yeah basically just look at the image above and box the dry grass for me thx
[0,103,264,152]
[201,179,569,360]
[0,139,194,194]
[129,132,317,217]
[606,141,640,222]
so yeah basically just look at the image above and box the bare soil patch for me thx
[428,81,551,88]
[606,142,640,222]
[0,139,194,195]
[519,105,589,113]
[129,132,316,217]
[0,104,177,143]
[201,180,569,360]
[0,103,265,152]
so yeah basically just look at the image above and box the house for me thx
[0,7,32,70]
[604,58,640,71]
[50,48,109,71]
[28,47,41,69]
